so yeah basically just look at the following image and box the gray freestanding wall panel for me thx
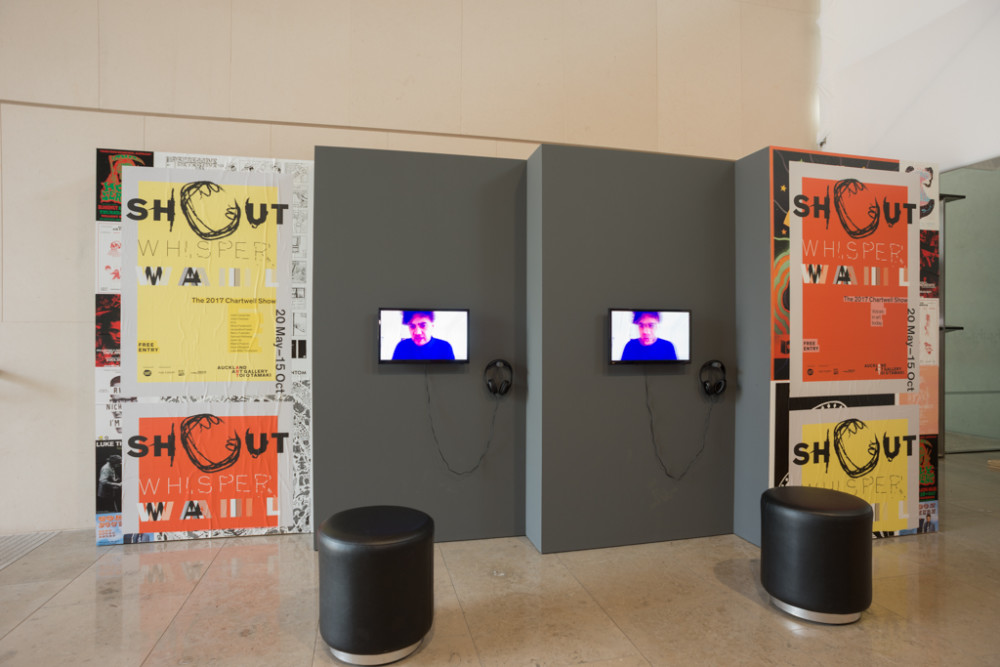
[526,145,736,553]
[733,147,772,546]
[525,147,544,549]
[312,147,526,542]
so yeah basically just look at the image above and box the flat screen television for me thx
[378,308,470,363]
[609,309,691,364]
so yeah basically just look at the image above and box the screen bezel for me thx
[608,308,692,365]
[378,308,470,364]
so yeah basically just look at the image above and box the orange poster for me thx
[123,404,290,535]
[789,162,919,397]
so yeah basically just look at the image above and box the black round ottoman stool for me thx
[318,506,434,665]
[760,486,873,624]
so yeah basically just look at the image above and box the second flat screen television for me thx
[609,309,691,364]
[379,308,470,363]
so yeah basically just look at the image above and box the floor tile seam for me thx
[0,531,106,644]
[870,567,1000,611]
[945,473,1000,486]
[436,543,486,666]
[944,448,1000,455]
[944,497,1000,514]
[871,543,934,577]
[311,624,330,665]
[870,567,938,590]
[0,583,69,644]
[137,538,229,667]
[946,494,1000,507]
[855,597,910,629]
[553,551,653,666]
[0,531,59,572]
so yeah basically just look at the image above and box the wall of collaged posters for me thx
[769,148,939,536]
[95,149,313,545]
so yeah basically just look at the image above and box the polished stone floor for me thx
[1,450,998,666]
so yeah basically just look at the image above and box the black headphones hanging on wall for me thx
[699,359,727,397]
[484,359,513,396]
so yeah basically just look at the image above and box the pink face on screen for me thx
[636,314,659,346]
[408,315,433,346]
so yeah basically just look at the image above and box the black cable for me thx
[645,370,717,481]
[425,369,500,475]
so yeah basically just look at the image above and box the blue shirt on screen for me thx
[620,338,677,361]
[392,337,455,361]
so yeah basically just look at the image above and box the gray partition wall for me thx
[313,147,526,542]
[526,145,737,553]
[733,147,772,546]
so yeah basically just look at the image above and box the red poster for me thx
[789,162,919,397]
[96,294,121,367]
[800,177,911,380]
[96,148,153,221]
[769,148,899,381]
[135,413,281,533]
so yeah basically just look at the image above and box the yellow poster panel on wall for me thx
[120,168,291,397]
[788,405,919,534]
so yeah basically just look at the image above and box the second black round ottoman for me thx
[760,486,873,624]
[319,506,434,665]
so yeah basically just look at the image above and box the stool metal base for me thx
[329,638,423,665]
[771,596,861,625]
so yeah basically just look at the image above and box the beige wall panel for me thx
[99,0,232,117]
[0,323,95,532]
[272,125,389,161]
[231,0,352,126]
[349,0,462,135]
[461,0,566,142]
[386,133,498,157]
[739,3,819,155]
[143,116,271,158]
[563,0,658,151]
[657,0,742,160]
[497,140,540,161]
[0,0,834,537]
[0,106,4,319]
[744,0,820,14]
[1,104,144,322]
[0,0,100,108]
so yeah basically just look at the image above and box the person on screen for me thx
[620,311,677,361]
[392,311,455,361]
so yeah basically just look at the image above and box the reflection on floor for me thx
[1,452,998,666]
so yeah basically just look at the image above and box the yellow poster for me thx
[120,169,291,396]
[788,405,919,533]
